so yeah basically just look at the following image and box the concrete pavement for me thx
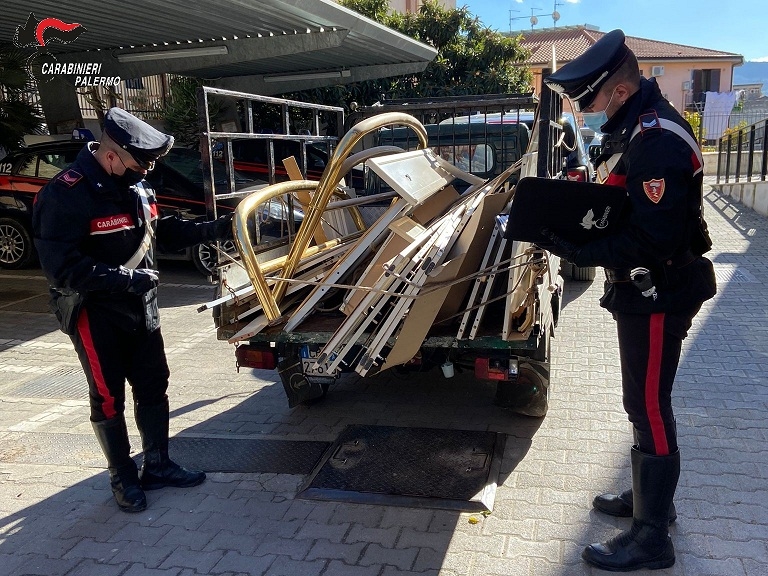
[0,182,767,576]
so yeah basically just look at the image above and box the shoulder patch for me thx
[639,111,662,133]
[57,169,83,187]
[643,178,665,203]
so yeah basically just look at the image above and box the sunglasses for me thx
[116,150,155,172]
[131,155,156,171]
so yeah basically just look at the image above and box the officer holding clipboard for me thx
[539,30,717,571]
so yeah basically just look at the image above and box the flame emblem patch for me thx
[642,178,665,203]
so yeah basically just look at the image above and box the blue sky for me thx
[463,0,768,62]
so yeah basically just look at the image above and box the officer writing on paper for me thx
[32,108,234,513]
[540,30,717,571]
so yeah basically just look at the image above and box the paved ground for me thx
[1,181,767,576]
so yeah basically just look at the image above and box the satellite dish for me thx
[552,10,560,22]
[530,15,538,26]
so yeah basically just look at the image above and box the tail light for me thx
[475,357,519,381]
[235,344,277,371]
[567,167,588,182]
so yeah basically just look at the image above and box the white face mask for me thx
[581,89,617,132]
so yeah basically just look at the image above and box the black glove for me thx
[540,228,581,264]
[213,213,235,242]
[127,268,159,294]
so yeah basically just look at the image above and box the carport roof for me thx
[3,0,437,93]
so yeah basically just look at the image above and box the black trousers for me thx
[615,308,699,455]
[71,307,170,422]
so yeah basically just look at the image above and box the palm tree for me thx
[0,44,43,153]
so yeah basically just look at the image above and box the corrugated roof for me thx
[2,0,437,94]
[517,26,743,66]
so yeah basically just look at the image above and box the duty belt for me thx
[606,250,697,284]
[605,268,631,283]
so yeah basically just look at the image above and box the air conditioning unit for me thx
[651,66,665,77]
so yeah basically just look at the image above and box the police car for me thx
[0,139,266,274]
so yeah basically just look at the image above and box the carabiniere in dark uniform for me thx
[32,108,233,513]
[587,77,716,315]
[543,30,717,572]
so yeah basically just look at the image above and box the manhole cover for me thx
[298,425,504,512]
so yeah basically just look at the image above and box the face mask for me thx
[581,110,608,132]
[115,168,145,187]
[110,153,146,187]
[580,89,617,132]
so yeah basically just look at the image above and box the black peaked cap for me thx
[103,107,174,163]
[544,29,631,111]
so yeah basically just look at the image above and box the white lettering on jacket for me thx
[90,213,135,234]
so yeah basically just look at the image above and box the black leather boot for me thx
[582,448,679,571]
[135,399,206,491]
[593,488,677,525]
[92,417,147,513]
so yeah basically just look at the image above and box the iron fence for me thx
[716,117,767,183]
[688,99,768,145]
[77,73,172,120]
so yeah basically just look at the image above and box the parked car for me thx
[0,140,271,274]
[580,126,603,150]
[371,119,531,194]
[213,137,364,190]
[0,139,82,270]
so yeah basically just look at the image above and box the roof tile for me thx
[516,26,742,65]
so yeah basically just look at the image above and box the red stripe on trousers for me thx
[77,309,116,418]
[645,313,669,455]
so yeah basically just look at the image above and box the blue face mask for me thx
[580,89,617,132]
[581,110,608,132]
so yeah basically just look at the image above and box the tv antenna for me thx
[529,7,544,29]
[508,7,520,33]
[552,1,563,27]
[510,7,544,30]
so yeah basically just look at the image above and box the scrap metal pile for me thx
[200,112,555,377]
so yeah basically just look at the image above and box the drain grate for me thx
[713,264,757,283]
[1,432,329,475]
[298,425,504,512]
[9,366,87,399]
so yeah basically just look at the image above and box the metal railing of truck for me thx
[345,91,565,182]
[716,116,767,184]
[196,86,345,220]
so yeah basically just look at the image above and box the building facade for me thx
[515,25,744,114]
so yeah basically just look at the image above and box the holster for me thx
[51,291,85,335]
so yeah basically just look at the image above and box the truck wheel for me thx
[0,217,36,270]
[192,240,237,276]
[571,264,596,282]
[495,362,549,417]
[495,329,551,417]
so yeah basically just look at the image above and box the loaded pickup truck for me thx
[198,87,583,417]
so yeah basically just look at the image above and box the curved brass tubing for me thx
[272,112,428,304]
[233,180,314,321]
[293,189,366,234]
[232,180,366,322]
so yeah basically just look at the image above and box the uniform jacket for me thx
[32,143,229,332]
[572,77,717,314]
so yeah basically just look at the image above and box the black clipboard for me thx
[504,177,628,245]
